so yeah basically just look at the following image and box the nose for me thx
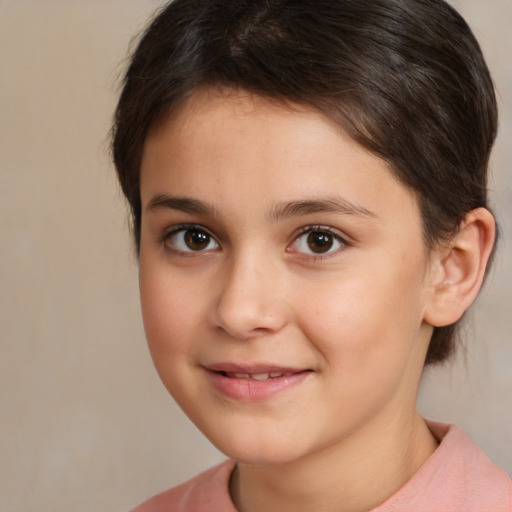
[211,251,289,340]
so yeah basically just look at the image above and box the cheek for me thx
[138,261,205,363]
[138,261,216,414]
[295,262,427,373]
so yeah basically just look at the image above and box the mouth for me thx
[216,370,299,381]
[204,363,312,401]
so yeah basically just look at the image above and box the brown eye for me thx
[307,231,334,253]
[292,227,345,256]
[184,229,210,250]
[168,227,218,252]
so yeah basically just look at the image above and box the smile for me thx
[221,371,296,380]
[204,364,312,401]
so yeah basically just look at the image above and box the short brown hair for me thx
[112,0,498,364]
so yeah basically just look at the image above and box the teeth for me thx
[226,372,294,380]
[251,373,270,380]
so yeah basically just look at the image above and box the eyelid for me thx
[288,225,349,258]
[161,223,220,253]
[160,223,349,258]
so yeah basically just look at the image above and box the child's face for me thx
[139,89,436,465]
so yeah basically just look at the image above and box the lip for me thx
[204,362,312,402]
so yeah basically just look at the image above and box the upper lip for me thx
[205,362,308,374]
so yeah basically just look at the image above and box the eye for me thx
[291,227,346,256]
[165,226,219,253]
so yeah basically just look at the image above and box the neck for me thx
[230,410,438,512]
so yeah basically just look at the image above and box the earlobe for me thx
[424,208,496,328]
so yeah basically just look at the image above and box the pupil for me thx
[307,231,333,253]
[185,230,209,250]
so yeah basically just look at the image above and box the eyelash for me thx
[161,224,219,255]
[290,225,348,260]
[161,223,349,259]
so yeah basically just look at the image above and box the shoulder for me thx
[127,460,237,512]
[376,421,512,512]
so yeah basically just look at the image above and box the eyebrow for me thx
[146,194,217,216]
[146,193,377,221]
[267,197,377,222]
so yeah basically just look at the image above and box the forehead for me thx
[146,88,356,166]
[140,88,421,232]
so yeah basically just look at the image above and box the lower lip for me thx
[206,370,311,402]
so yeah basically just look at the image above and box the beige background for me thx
[1,1,510,511]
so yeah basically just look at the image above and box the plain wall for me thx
[1,1,510,511]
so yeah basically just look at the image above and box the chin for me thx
[226,448,301,466]
[207,428,310,466]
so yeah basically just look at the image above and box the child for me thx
[112,0,512,510]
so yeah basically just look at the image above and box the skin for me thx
[138,88,456,512]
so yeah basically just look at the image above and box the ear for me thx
[423,208,496,327]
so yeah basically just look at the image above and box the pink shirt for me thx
[129,422,512,511]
